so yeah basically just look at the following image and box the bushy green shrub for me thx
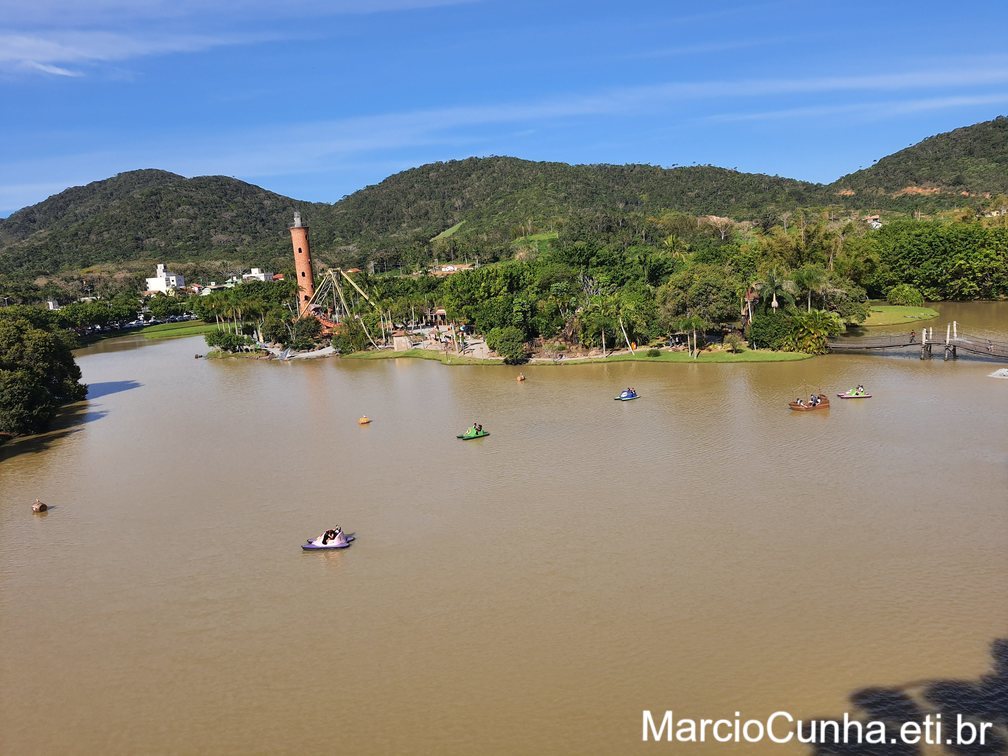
[286,317,322,350]
[204,330,253,352]
[486,325,529,364]
[785,310,842,355]
[331,320,370,354]
[886,284,925,307]
[646,348,661,358]
[748,312,794,351]
[723,333,745,353]
[749,310,839,354]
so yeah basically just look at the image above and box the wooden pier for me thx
[828,322,1008,362]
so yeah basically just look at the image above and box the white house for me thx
[146,263,186,294]
[242,267,273,283]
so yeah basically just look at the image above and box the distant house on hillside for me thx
[200,281,235,296]
[146,263,186,294]
[863,214,883,230]
[242,268,273,283]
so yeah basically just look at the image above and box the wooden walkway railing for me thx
[827,333,916,351]
[829,322,1008,362]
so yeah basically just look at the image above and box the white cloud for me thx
[0,0,474,27]
[0,31,279,76]
[706,93,1008,123]
[0,0,475,76]
[19,60,83,77]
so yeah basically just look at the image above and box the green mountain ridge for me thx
[2,116,1006,278]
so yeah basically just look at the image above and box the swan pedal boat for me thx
[457,430,490,440]
[789,394,830,411]
[302,532,356,550]
[614,393,639,401]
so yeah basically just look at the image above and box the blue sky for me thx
[3,0,1008,216]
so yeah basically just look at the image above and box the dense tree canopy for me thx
[0,307,87,438]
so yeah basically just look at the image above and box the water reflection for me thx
[811,639,1008,755]
[0,404,107,463]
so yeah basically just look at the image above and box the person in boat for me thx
[856,384,865,395]
[809,393,817,406]
[321,529,337,545]
[475,423,483,433]
[795,397,804,406]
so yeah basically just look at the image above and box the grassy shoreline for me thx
[862,304,939,327]
[344,347,811,365]
[345,348,499,365]
[138,320,218,339]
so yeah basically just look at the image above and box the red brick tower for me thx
[290,211,315,316]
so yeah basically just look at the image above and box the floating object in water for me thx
[32,498,48,513]
[789,395,830,411]
[302,529,355,550]
[836,391,872,399]
[516,373,526,382]
[358,415,371,425]
[457,430,490,440]
[614,391,639,401]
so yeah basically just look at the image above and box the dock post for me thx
[953,321,958,340]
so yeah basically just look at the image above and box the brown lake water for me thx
[2,302,1006,754]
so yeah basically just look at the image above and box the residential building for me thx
[146,263,186,294]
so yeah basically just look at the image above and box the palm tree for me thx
[792,263,828,312]
[755,268,796,314]
[676,314,709,359]
[661,233,690,261]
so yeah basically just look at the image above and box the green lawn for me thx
[431,221,465,241]
[138,320,218,339]
[862,305,939,327]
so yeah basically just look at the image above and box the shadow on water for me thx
[0,404,108,463]
[85,380,142,399]
[810,639,1008,755]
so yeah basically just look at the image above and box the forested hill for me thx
[2,116,1007,277]
[325,158,822,243]
[830,115,1008,201]
[0,161,823,276]
[0,170,326,276]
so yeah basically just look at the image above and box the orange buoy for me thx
[516,373,526,382]
[358,416,371,425]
